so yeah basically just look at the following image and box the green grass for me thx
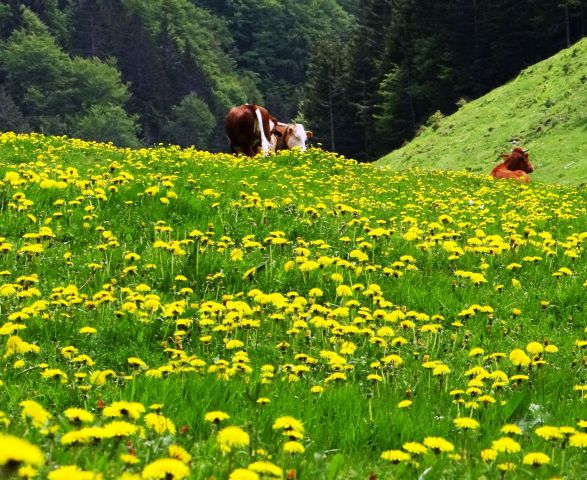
[0,133,586,479]
[376,38,587,185]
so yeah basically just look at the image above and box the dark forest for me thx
[0,0,585,160]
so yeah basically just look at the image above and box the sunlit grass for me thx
[0,132,586,479]
[377,38,587,186]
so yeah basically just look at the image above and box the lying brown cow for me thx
[226,104,277,157]
[490,147,534,182]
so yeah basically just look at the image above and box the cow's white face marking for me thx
[286,124,309,151]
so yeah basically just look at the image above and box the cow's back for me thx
[491,164,531,182]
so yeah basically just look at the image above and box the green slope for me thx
[376,38,587,185]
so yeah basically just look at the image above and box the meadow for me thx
[0,132,586,479]
[377,38,587,186]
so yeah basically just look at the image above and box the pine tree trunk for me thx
[328,82,335,151]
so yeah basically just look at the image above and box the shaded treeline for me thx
[0,0,585,158]
[304,0,587,160]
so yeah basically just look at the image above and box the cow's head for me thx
[274,123,313,152]
[501,147,534,173]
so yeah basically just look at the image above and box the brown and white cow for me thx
[226,104,313,157]
[490,147,534,182]
[225,104,278,157]
[271,122,313,153]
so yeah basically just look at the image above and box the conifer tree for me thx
[302,39,350,152]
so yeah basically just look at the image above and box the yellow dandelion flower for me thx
[204,411,230,424]
[308,288,323,298]
[120,454,140,465]
[569,432,587,448]
[272,416,304,433]
[0,434,44,467]
[20,400,51,428]
[335,285,353,297]
[168,445,191,464]
[283,441,305,454]
[0,411,9,428]
[381,450,411,463]
[500,424,522,436]
[103,401,145,420]
[423,437,454,453]
[225,339,244,350]
[331,273,344,283]
[64,408,94,424]
[41,368,68,383]
[102,421,138,438]
[229,469,259,480]
[509,349,531,367]
[247,461,282,478]
[299,260,319,272]
[432,364,451,376]
[453,417,480,430]
[497,462,516,472]
[526,342,543,355]
[402,442,427,455]
[217,426,250,453]
[79,326,97,334]
[17,464,38,479]
[89,369,117,386]
[242,267,257,280]
[522,452,550,466]
[60,426,107,445]
[141,458,190,479]
[480,449,497,462]
[145,413,176,435]
[48,465,102,480]
[535,426,562,441]
[491,437,521,453]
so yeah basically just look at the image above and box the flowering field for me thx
[0,132,585,480]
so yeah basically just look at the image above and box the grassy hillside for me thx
[0,134,586,479]
[377,38,587,185]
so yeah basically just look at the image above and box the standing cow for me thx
[225,104,278,157]
[226,104,313,157]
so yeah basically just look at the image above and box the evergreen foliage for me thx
[0,1,584,155]
[303,0,586,160]
[164,93,216,149]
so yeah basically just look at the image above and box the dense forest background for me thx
[0,0,585,160]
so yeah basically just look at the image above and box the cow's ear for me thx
[306,131,314,139]
[287,126,295,135]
